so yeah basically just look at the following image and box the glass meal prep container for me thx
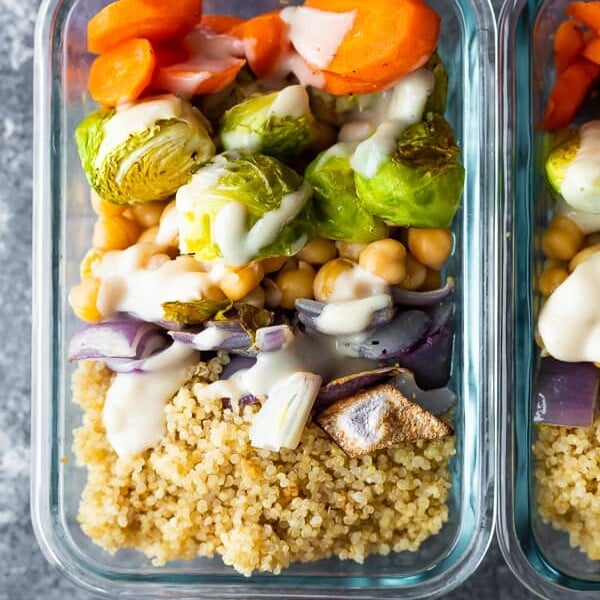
[31,0,497,597]
[499,0,600,597]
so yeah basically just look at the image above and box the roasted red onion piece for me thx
[221,356,256,379]
[337,310,431,359]
[68,318,170,361]
[385,302,454,390]
[533,358,600,427]
[255,325,295,352]
[391,278,454,307]
[169,322,251,351]
[295,298,396,334]
[316,384,454,457]
[221,394,260,410]
[316,366,402,410]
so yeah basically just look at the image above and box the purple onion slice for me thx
[337,310,431,360]
[391,278,454,307]
[221,356,256,379]
[533,358,599,427]
[169,323,251,351]
[295,298,396,334]
[255,325,295,352]
[68,318,170,361]
[316,366,402,410]
[221,394,260,410]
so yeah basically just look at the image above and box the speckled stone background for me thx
[0,0,538,598]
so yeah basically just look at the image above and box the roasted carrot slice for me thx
[566,2,600,35]
[303,0,440,86]
[540,57,600,130]
[554,20,585,73]
[88,0,202,54]
[582,36,600,64]
[321,71,386,95]
[200,14,245,33]
[88,38,156,106]
[228,11,286,77]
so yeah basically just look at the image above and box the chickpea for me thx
[90,190,125,218]
[585,232,600,247]
[336,241,368,261]
[146,253,171,271]
[538,266,568,296]
[220,262,265,301]
[261,255,288,274]
[79,248,104,280]
[422,268,442,291]
[275,262,316,309]
[297,237,337,264]
[130,201,167,228]
[263,278,282,308]
[398,254,427,290]
[358,238,407,284]
[407,228,453,270]
[238,285,266,308]
[313,258,355,302]
[569,243,600,271]
[541,215,583,261]
[68,278,103,323]
[138,225,159,244]
[93,216,141,251]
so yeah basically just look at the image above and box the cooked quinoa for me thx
[72,359,456,576]
[534,417,600,560]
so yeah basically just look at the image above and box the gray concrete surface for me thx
[0,0,536,597]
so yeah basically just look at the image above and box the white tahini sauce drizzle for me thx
[279,6,356,69]
[103,342,199,457]
[556,198,600,234]
[315,294,392,335]
[538,252,600,362]
[96,245,217,322]
[329,265,390,302]
[560,120,600,213]
[268,84,310,119]
[350,68,435,178]
[213,181,312,266]
[95,95,182,168]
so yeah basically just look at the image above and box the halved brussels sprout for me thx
[424,52,448,115]
[177,151,313,264]
[305,142,388,242]
[546,121,600,213]
[75,95,215,205]
[219,85,319,158]
[354,113,465,228]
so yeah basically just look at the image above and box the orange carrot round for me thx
[582,36,600,64]
[321,71,386,95]
[228,11,286,77]
[88,0,203,54]
[566,1,600,36]
[554,20,585,73]
[154,60,245,96]
[303,0,440,87]
[200,14,245,34]
[88,38,156,106]
[540,57,600,130]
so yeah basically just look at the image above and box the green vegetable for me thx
[177,151,314,264]
[215,303,274,343]
[424,52,448,115]
[162,298,232,325]
[219,85,318,159]
[75,95,215,205]
[546,130,580,195]
[305,143,388,242]
[355,113,465,228]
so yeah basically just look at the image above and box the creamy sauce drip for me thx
[96,245,216,322]
[329,266,390,302]
[268,84,310,119]
[538,252,600,361]
[103,342,199,457]
[280,6,356,69]
[560,120,600,213]
[556,198,600,234]
[315,294,392,335]
[213,181,311,265]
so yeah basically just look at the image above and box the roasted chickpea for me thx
[90,190,125,218]
[79,248,104,280]
[569,243,600,271]
[407,228,453,270]
[130,201,167,229]
[68,278,103,323]
[313,258,355,302]
[297,237,337,264]
[538,266,568,296]
[585,232,600,247]
[398,254,427,290]
[275,262,316,309]
[422,268,442,291]
[93,216,141,251]
[138,225,159,244]
[261,256,288,274]
[146,253,171,271]
[335,241,368,261]
[220,262,265,301]
[263,279,282,308]
[358,238,407,284]
[541,215,583,261]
